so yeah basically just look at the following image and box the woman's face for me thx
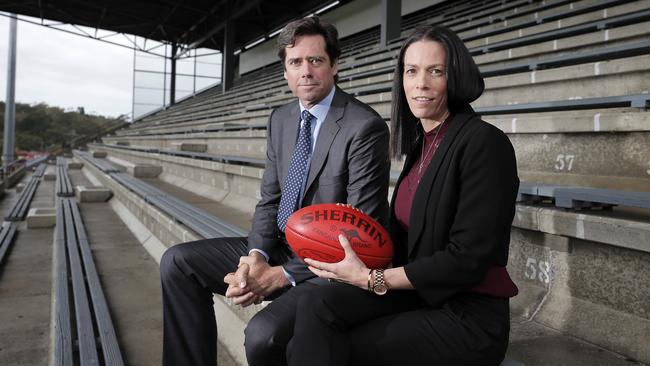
[402,40,449,128]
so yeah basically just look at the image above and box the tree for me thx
[0,101,122,152]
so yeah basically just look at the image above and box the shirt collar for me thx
[299,86,336,122]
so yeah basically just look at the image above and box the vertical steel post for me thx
[131,38,136,121]
[193,50,197,94]
[3,14,18,173]
[380,0,401,47]
[162,43,167,108]
[170,43,177,106]
[222,19,235,93]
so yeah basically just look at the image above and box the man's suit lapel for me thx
[407,109,475,256]
[280,102,302,185]
[304,89,345,193]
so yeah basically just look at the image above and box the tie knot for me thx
[301,110,315,126]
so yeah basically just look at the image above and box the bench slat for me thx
[53,200,74,366]
[56,158,75,197]
[555,187,650,209]
[517,183,650,210]
[0,223,18,267]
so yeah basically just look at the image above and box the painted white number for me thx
[524,257,550,284]
[554,154,575,171]
[524,258,536,280]
[538,260,550,284]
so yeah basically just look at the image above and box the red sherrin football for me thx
[285,203,393,269]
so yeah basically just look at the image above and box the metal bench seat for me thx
[517,183,650,210]
[4,164,44,221]
[475,94,650,115]
[111,172,247,238]
[53,164,124,365]
[76,151,247,240]
[25,155,48,169]
[56,157,75,197]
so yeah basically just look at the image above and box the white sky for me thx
[0,14,133,118]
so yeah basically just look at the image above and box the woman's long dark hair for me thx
[390,25,484,159]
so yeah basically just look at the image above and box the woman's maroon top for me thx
[394,119,518,298]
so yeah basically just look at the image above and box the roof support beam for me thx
[222,19,235,93]
[380,0,401,47]
[170,43,177,105]
[180,0,264,58]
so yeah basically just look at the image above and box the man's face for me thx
[283,34,338,109]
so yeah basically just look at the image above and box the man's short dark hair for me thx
[390,24,485,158]
[277,16,341,68]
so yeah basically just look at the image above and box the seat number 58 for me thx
[524,257,551,284]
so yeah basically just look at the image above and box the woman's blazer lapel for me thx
[406,110,476,257]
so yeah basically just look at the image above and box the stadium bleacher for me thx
[55,0,650,364]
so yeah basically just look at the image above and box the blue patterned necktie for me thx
[277,110,315,231]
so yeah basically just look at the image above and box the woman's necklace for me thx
[417,114,449,175]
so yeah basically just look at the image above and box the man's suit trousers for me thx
[160,237,320,366]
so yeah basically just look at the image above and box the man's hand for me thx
[223,252,289,307]
[238,253,290,297]
[224,263,264,307]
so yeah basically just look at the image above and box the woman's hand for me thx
[305,234,369,289]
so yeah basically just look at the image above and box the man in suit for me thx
[159,16,390,366]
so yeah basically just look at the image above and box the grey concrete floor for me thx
[508,316,648,366]
[0,174,55,365]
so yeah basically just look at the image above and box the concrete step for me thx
[511,130,650,192]
[478,55,650,107]
[462,0,650,50]
[508,317,649,366]
[104,129,268,159]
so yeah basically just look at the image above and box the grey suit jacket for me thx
[248,87,390,283]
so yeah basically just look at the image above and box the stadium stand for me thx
[71,0,650,365]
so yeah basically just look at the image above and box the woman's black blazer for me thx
[390,106,520,307]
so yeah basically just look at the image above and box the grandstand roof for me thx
[0,0,347,55]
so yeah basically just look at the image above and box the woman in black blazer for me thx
[288,25,520,366]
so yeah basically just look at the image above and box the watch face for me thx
[373,283,388,295]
